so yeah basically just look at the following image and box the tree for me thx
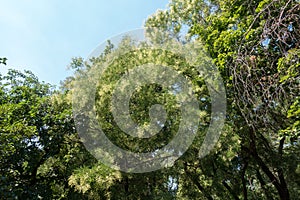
[146,0,299,199]
[0,69,95,199]
[1,0,299,199]
[68,35,211,199]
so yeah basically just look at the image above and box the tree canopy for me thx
[0,0,299,199]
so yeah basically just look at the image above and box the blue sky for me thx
[0,0,169,86]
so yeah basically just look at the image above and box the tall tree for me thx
[0,69,94,199]
[146,0,300,199]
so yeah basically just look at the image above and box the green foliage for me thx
[68,34,212,198]
[1,0,299,199]
[0,69,94,199]
[0,57,7,65]
[68,57,84,71]
[146,0,300,199]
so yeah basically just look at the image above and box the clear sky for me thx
[0,0,169,86]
